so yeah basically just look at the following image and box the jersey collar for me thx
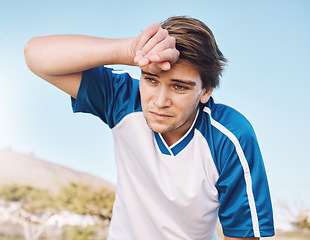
[154,108,200,156]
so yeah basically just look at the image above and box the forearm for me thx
[24,23,179,98]
[24,35,135,77]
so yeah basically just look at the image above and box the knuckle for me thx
[155,30,168,42]
[152,23,161,29]
[160,39,169,49]
[170,36,176,44]
[173,52,180,62]
[143,23,160,36]
[161,29,168,36]
[175,49,180,57]
[147,23,160,31]
[163,37,174,48]
[154,34,163,42]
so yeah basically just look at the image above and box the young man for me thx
[24,16,274,239]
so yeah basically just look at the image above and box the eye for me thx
[144,76,158,85]
[172,84,188,92]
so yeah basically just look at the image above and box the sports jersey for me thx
[71,66,274,239]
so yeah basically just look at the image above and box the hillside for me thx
[0,149,115,193]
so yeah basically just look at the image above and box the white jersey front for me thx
[72,66,274,239]
[110,111,219,239]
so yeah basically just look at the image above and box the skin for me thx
[140,63,211,146]
[24,22,260,240]
[24,23,178,98]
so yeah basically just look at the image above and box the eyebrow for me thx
[171,79,196,86]
[141,71,159,78]
[141,71,197,86]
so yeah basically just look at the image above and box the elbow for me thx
[24,37,39,71]
[24,36,42,54]
[24,36,53,79]
[24,37,35,60]
[24,36,56,77]
[24,38,34,56]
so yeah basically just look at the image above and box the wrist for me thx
[115,38,136,66]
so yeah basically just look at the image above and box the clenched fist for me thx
[131,23,180,74]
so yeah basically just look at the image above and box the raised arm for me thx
[24,23,179,98]
[24,36,135,98]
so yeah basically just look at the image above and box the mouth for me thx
[149,111,173,120]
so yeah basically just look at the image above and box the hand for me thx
[131,23,179,74]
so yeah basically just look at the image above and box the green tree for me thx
[0,184,55,212]
[56,182,115,220]
[0,184,57,240]
[0,182,115,239]
[64,225,98,240]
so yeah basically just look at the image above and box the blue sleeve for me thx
[71,66,141,128]
[212,107,274,238]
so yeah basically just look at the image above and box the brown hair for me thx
[161,16,227,90]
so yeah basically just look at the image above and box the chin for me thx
[146,121,172,134]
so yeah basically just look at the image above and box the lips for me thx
[149,111,173,120]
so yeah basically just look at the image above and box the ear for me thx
[200,88,212,104]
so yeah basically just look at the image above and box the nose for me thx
[153,87,171,108]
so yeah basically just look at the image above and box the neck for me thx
[162,132,184,147]
[161,108,199,147]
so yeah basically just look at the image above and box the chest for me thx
[113,112,219,205]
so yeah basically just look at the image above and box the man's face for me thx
[139,63,211,145]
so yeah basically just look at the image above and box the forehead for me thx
[162,63,200,80]
[142,63,202,84]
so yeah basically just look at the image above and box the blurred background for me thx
[0,0,309,239]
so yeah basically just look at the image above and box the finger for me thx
[137,49,176,68]
[140,63,162,75]
[142,35,176,61]
[141,61,172,74]
[138,28,169,57]
[147,62,164,75]
[137,57,149,67]
[134,54,143,64]
[157,61,171,71]
[138,47,179,70]
[148,48,180,64]
[135,23,161,53]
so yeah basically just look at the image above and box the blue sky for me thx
[1,0,309,229]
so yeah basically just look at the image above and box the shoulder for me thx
[202,99,274,238]
[75,66,141,128]
[198,98,259,172]
[83,66,140,86]
[82,65,141,98]
[202,97,255,140]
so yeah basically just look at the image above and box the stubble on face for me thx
[139,63,207,145]
[143,102,199,135]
